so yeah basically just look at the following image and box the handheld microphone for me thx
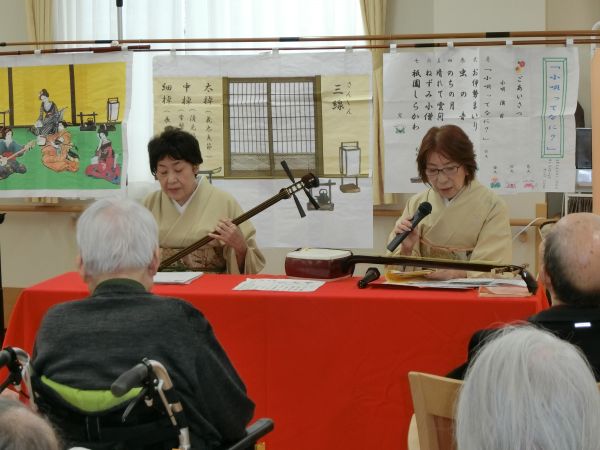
[387,201,432,253]
[358,267,381,289]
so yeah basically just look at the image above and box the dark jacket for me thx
[32,278,255,449]
[447,304,600,380]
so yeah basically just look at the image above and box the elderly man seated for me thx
[456,326,600,450]
[31,196,254,449]
[448,212,600,379]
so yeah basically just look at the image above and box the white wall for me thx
[1,1,598,288]
[0,0,29,42]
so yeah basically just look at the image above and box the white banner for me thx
[383,46,579,193]
[153,51,374,248]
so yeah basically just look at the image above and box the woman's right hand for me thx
[391,217,420,254]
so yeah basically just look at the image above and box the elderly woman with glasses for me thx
[387,124,511,279]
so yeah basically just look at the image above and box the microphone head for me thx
[418,201,432,216]
[368,267,381,277]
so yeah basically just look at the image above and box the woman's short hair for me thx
[147,127,203,176]
[76,196,158,278]
[416,124,477,185]
[456,325,600,450]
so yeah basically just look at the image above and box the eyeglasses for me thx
[425,165,461,178]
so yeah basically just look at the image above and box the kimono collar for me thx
[171,176,204,214]
[441,186,465,205]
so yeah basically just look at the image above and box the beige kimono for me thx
[143,177,265,274]
[388,180,512,266]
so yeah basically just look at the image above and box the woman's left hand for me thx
[209,219,247,252]
[209,219,248,272]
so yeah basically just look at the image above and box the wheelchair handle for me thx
[111,362,148,397]
[0,350,11,367]
[0,347,29,368]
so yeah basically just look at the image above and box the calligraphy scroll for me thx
[383,46,578,193]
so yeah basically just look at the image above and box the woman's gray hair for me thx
[0,397,61,450]
[76,196,158,278]
[456,325,600,450]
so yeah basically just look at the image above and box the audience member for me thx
[32,196,254,449]
[456,326,600,450]
[448,212,600,379]
[0,397,61,450]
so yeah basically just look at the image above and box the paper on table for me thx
[234,278,325,292]
[153,272,204,284]
[384,277,527,290]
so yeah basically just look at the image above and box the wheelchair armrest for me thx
[225,417,274,450]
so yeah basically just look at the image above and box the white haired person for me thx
[32,196,254,449]
[456,326,600,450]
[0,397,61,450]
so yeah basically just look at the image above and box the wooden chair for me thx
[408,371,463,450]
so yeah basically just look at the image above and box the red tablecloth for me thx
[3,272,547,450]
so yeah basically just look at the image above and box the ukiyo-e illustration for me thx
[0,54,130,197]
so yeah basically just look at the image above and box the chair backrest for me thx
[408,371,463,450]
[31,375,178,450]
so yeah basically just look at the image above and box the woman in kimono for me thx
[85,125,120,184]
[387,124,511,280]
[33,89,60,137]
[41,121,79,172]
[143,127,265,274]
[0,128,33,180]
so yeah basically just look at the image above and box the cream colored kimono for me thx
[388,180,512,266]
[144,177,265,274]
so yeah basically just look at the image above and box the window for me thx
[226,77,320,176]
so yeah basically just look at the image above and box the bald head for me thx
[543,213,600,305]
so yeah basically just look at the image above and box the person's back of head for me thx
[541,212,600,306]
[456,326,600,450]
[0,397,61,450]
[77,195,158,279]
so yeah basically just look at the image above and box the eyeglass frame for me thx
[424,165,461,178]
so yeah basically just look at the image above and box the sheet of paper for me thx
[384,277,527,290]
[153,272,204,284]
[233,278,325,292]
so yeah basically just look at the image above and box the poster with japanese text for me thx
[153,52,374,248]
[0,53,131,198]
[383,46,578,193]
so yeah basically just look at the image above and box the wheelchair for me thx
[0,347,274,450]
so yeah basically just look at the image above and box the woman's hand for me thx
[209,219,248,271]
[391,217,420,255]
